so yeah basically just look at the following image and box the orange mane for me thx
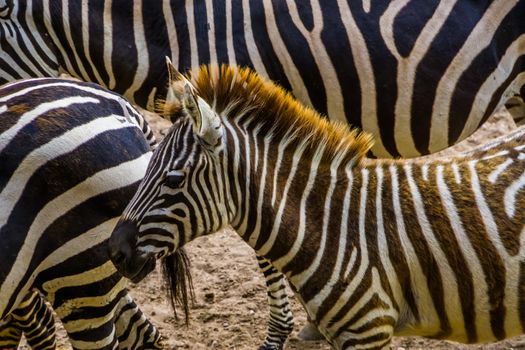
[162,64,374,165]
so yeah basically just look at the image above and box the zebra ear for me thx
[164,58,223,148]
[182,84,223,149]
[166,57,193,92]
[161,57,196,122]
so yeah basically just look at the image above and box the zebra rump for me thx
[0,77,191,349]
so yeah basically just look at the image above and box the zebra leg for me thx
[256,255,294,350]
[47,267,126,350]
[297,317,324,341]
[9,291,57,350]
[50,272,161,350]
[58,305,120,350]
[0,291,56,350]
[0,315,23,349]
[506,89,525,125]
[113,291,162,349]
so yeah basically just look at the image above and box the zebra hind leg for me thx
[0,291,57,350]
[256,255,294,350]
[114,290,163,349]
[0,316,23,350]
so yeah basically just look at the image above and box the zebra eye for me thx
[164,170,186,189]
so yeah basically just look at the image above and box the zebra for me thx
[0,77,184,349]
[0,290,163,350]
[3,0,523,343]
[0,0,523,158]
[109,64,525,349]
[0,291,56,350]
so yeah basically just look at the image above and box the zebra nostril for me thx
[112,251,125,265]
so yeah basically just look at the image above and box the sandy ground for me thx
[20,108,525,350]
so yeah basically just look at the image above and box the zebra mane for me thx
[161,65,374,165]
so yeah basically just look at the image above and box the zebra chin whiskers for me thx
[162,249,195,325]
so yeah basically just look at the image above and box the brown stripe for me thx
[426,163,476,341]
[398,164,451,337]
[243,129,267,236]
[335,293,393,340]
[381,166,421,324]
[462,161,507,339]
[253,136,298,251]
[519,262,525,333]
[479,153,525,257]
[317,173,369,325]
[297,167,347,302]
[364,168,400,314]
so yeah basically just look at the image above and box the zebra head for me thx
[109,61,232,283]
[0,0,60,83]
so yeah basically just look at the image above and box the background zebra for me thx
[0,291,56,350]
[109,64,525,349]
[0,77,171,349]
[0,0,523,157]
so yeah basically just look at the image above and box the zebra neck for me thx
[227,125,359,275]
[225,121,525,342]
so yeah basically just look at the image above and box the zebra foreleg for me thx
[0,291,56,350]
[256,255,294,350]
[113,291,162,349]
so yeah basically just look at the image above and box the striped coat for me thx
[0,0,523,157]
[0,78,161,349]
[109,65,525,349]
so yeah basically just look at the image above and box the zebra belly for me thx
[393,265,525,344]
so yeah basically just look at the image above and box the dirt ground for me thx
[22,108,525,350]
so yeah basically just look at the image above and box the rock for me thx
[204,292,215,303]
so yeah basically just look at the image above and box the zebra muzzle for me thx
[108,220,156,283]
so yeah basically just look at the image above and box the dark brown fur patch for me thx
[8,103,30,115]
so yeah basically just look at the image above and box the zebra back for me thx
[0,0,523,157]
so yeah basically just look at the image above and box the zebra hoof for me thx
[297,322,324,341]
[257,346,282,350]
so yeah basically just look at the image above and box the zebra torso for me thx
[0,78,161,349]
[218,70,525,346]
[257,134,525,345]
[109,65,525,349]
[0,0,523,157]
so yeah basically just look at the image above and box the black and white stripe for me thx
[0,291,56,350]
[0,78,161,349]
[0,0,523,157]
[110,65,525,349]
